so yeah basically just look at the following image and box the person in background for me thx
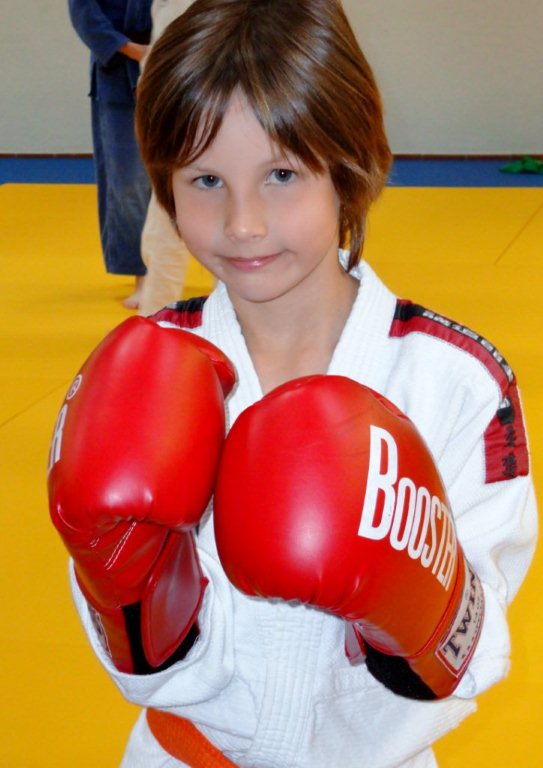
[138,0,195,317]
[68,0,152,309]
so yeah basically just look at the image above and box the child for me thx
[48,1,537,767]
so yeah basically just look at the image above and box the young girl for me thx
[48,1,537,766]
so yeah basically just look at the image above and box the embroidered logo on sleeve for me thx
[484,386,530,482]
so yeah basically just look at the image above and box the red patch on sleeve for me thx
[150,296,208,329]
[390,300,530,483]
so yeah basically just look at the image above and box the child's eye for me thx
[269,168,295,184]
[195,175,223,189]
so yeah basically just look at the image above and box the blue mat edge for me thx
[1,156,543,188]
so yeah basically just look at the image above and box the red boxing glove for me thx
[48,317,235,674]
[214,375,484,699]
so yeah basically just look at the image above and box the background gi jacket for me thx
[68,0,152,102]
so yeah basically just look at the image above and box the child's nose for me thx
[224,193,267,242]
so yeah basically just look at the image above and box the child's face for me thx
[171,91,342,310]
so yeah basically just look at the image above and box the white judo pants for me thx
[139,193,190,317]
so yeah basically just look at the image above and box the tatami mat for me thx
[1,181,541,766]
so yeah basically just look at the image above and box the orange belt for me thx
[146,709,239,768]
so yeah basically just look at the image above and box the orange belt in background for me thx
[146,709,239,768]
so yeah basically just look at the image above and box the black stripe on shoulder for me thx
[390,300,529,483]
[391,300,513,390]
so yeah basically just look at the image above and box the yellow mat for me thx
[1,182,541,767]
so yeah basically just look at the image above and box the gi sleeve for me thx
[442,378,537,698]
[68,0,129,66]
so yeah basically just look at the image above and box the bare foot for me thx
[122,275,146,310]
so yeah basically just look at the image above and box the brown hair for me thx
[136,0,392,269]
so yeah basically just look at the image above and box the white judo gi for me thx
[69,259,537,767]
